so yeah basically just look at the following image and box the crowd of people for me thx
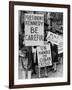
[19,36,62,79]
[18,11,63,79]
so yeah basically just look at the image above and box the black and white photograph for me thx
[9,1,70,88]
[18,11,63,79]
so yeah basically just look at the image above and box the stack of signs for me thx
[37,43,52,67]
[24,14,44,46]
[46,31,63,54]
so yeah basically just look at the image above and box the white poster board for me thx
[24,14,44,46]
[46,31,59,45]
[58,36,63,54]
[37,43,52,67]
[47,31,63,54]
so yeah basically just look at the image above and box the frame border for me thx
[9,1,70,89]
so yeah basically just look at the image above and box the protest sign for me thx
[24,14,44,46]
[37,43,52,67]
[58,36,63,54]
[46,31,63,54]
[46,31,59,45]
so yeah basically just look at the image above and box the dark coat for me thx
[52,44,58,62]
[48,42,58,62]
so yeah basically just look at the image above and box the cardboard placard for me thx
[24,14,44,46]
[58,36,63,54]
[47,32,63,54]
[37,43,52,67]
[46,31,59,45]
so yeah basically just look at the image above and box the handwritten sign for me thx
[37,43,52,67]
[24,14,44,46]
[46,31,59,45]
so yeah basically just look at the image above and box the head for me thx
[33,46,36,48]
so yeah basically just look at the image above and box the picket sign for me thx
[37,43,52,67]
[46,31,63,54]
[24,14,44,46]
[58,35,63,54]
[46,31,59,45]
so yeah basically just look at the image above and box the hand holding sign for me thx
[46,31,63,54]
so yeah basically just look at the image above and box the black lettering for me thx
[30,27,38,33]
